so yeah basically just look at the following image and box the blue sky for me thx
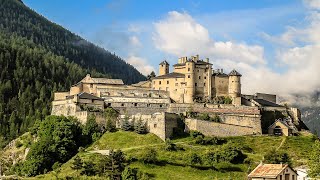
[23,0,320,103]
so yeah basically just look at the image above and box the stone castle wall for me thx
[119,112,178,140]
[185,118,255,137]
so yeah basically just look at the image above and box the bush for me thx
[141,148,157,164]
[224,96,233,104]
[189,153,202,165]
[206,142,247,164]
[52,162,62,171]
[71,155,83,171]
[190,131,204,138]
[15,140,23,148]
[264,149,291,165]
[194,136,226,145]
[164,139,177,151]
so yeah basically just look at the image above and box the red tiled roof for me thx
[248,164,288,178]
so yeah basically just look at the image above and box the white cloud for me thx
[129,36,142,47]
[126,55,155,75]
[304,0,320,9]
[153,11,265,66]
[152,10,320,106]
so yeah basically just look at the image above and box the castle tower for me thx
[159,60,169,76]
[184,61,195,103]
[228,69,242,98]
[206,58,212,99]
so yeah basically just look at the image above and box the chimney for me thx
[178,57,182,64]
[196,54,199,60]
[205,58,209,63]
[221,69,223,73]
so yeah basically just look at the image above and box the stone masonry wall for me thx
[185,118,255,137]
[119,112,178,140]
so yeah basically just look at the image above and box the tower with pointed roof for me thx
[159,60,169,76]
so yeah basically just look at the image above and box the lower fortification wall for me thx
[185,118,256,137]
[119,112,178,140]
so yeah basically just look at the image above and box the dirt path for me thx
[88,140,193,155]
[276,137,287,151]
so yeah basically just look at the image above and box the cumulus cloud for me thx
[126,55,155,75]
[153,11,265,66]
[304,0,320,9]
[152,10,320,106]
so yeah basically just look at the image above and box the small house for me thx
[248,163,297,180]
[268,119,294,136]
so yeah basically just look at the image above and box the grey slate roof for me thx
[229,69,242,76]
[153,72,185,79]
[213,72,229,77]
[78,92,103,100]
[173,60,212,67]
[91,78,124,85]
[253,99,283,107]
[159,60,169,65]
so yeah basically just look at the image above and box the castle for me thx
[152,55,241,104]
[51,55,307,140]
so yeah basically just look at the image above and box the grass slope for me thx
[31,131,315,180]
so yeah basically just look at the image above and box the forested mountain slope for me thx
[0,0,146,144]
[0,33,102,143]
[0,0,145,84]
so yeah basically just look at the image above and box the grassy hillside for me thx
[31,131,315,180]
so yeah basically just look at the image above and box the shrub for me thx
[189,153,202,165]
[141,148,157,164]
[194,136,226,145]
[264,149,291,165]
[15,140,23,148]
[224,96,233,104]
[71,155,83,171]
[52,162,62,171]
[206,142,247,164]
[198,113,210,121]
[190,131,204,138]
[164,139,177,151]
[92,132,102,142]
[211,114,221,123]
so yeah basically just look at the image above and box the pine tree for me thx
[134,118,146,134]
[121,115,131,131]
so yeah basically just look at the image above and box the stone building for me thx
[248,163,297,180]
[51,54,307,140]
[152,55,242,104]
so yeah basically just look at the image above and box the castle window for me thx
[159,81,161,85]
[188,75,190,78]
[175,83,178,86]
[204,83,206,86]
[188,68,190,71]
[107,103,111,106]
[195,83,197,86]
[90,84,93,88]
[154,124,157,128]
[167,80,169,84]
[199,76,201,79]
[160,104,163,108]
[134,103,137,107]
[204,76,206,79]
[198,70,200,72]
[121,103,124,107]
